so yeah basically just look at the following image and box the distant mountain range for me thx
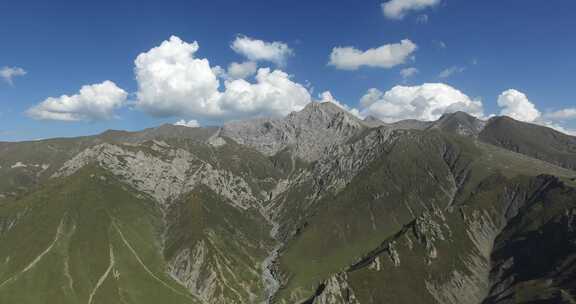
[1,102,575,304]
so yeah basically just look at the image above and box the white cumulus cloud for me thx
[134,36,311,121]
[329,39,417,70]
[231,36,293,66]
[359,85,574,135]
[0,66,27,85]
[227,61,257,79]
[174,119,200,128]
[382,0,441,20]
[360,83,484,123]
[135,36,221,118]
[27,81,127,121]
[496,89,575,135]
[497,89,541,122]
[218,68,311,118]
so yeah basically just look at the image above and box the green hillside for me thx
[1,108,575,304]
[0,166,199,304]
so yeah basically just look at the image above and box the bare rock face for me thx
[310,127,398,195]
[222,102,367,162]
[311,273,360,304]
[54,141,259,209]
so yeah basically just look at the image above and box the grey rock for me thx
[222,102,367,162]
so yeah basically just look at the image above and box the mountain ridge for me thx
[1,103,575,304]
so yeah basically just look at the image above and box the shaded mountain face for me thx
[479,116,576,170]
[1,103,575,304]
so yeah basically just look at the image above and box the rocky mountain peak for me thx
[287,102,364,127]
[428,111,486,136]
[222,102,367,162]
[363,115,387,128]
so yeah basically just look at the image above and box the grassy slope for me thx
[274,130,576,303]
[0,137,93,197]
[0,165,199,304]
[343,174,550,304]
[479,116,576,170]
[0,134,282,303]
[1,123,575,304]
[275,132,454,301]
[164,185,273,303]
[0,134,283,304]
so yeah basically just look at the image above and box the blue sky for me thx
[1,0,575,141]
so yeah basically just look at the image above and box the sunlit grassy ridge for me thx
[0,166,199,304]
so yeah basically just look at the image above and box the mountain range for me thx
[1,102,575,304]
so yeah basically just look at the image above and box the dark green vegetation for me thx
[479,116,576,170]
[483,176,576,303]
[1,105,575,303]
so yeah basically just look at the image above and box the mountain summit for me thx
[428,111,486,136]
[222,102,367,161]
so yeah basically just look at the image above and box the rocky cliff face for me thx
[0,105,575,304]
[222,102,367,162]
[54,141,260,209]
